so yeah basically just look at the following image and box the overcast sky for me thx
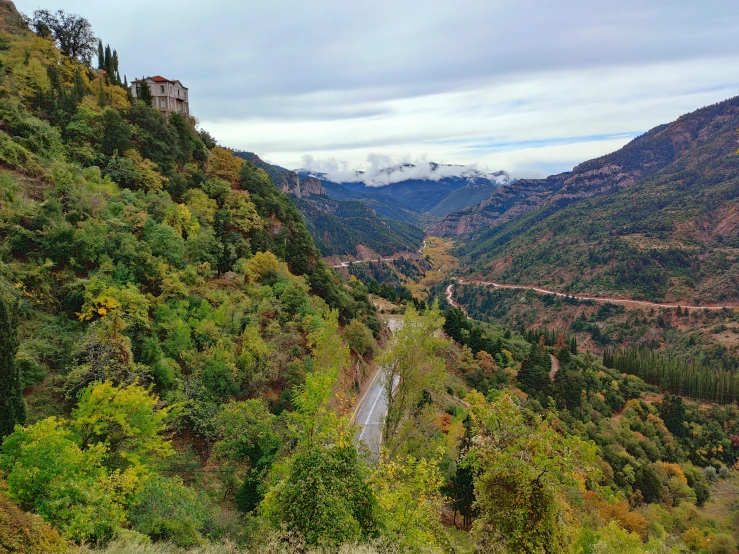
[15,0,739,177]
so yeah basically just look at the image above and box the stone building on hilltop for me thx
[130,76,189,117]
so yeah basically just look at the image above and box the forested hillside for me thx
[451,96,739,303]
[293,196,424,258]
[235,152,425,259]
[2,3,739,554]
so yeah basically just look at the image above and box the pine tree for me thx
[0,294,25,438]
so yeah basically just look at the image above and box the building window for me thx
[160,85,164,93]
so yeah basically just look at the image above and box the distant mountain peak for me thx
[296,162,513,188]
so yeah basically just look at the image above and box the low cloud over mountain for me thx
[299,155,512,188]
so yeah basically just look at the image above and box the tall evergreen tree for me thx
[517,342,552,400]
[97,39,104,69]
[136,77,153,106]
[0,294,25,438]
[104,44,112,75]
[659,395,686,438]
[97,77,107,108]
[71,68,86,103]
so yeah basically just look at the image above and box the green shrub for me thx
[0,131,43,175]
[129,475,209,548]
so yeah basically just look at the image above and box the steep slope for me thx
[293,196,424,258]
[454,96,739,303]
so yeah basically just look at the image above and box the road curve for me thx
[451,278,738,311]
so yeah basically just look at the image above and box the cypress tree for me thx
[72,68,85,103]
[0,294,25,438]
[104,45,112,71]
[136,76,153,106]
[97,39,104,69]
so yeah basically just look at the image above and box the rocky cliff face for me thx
[232,151,325,198]
[430,99,735,237]
[300,176,326,196]
[280,174,325,197]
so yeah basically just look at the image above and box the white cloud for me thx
[205,57,739,177]
[299,155,512,186]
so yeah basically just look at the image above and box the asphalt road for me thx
[353,368,386,459]
[353,317,402,459]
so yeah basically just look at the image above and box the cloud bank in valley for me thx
[15,0,739,177]
[300,154,512,187]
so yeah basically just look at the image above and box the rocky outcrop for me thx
[232,151,325,197]
[280,174,326,198]
[300,176,326,197]
[280,171,300,195]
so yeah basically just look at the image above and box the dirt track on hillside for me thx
[453,278,738,311]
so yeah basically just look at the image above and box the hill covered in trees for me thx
[2,3,739,554]
[446,96,739,303]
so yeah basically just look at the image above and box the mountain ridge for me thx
[451,95,739,303]
[298,163,511,218]
[430,98,739,237]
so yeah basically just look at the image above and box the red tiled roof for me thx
[130,76,188,89]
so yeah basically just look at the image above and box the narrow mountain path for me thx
[452,278,738,311]
[549,355,560,380]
